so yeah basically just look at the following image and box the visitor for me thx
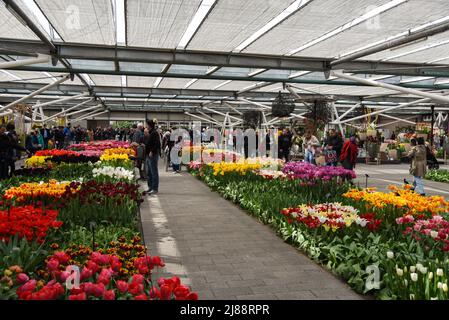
[340,136,358,172]
[54,126,65,149]
[206,135,218,150]
[5,124,22,176]
[63,123,72,147]
[35,129,44,150]
[303,131,320,164]
[0,125,28,179]
[144,120,161,195]
[407,138,427,196]
[41,124,51,149]
[278,128,292,162]
[171,136,183,174]
[425,141,439,170]
[324,128,343,166]
[132,124,144,144]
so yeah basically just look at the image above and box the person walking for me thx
[0,125,29,178]
[324,128,343,166]
[278,128,292,162]
[407,138,427,196]
[144,120,161,195]
[40,124,51,149]
[303,131,320,164]
[340,136,358,171]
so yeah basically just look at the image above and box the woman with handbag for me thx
[407,138,427,196]
[324,129,343,166]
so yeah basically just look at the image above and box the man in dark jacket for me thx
[278,128,292,161]
[144,120,161,195]
[0,125,28,179]
[40,124,52,149]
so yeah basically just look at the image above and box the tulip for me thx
[396,268,404,277]
[116,280,128,294]
[419,267,428,274]
[437,268,444,277]
[386,251,394,259]
[410,266,416,273]
[103,290,116,300]
[16,273,29,284]
[410,273,418,282]
[438,282,443,289]
[429,272,433,280]
[443,283,448,292]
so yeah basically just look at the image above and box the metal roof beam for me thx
[1,39,449,76]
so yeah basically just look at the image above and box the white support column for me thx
[184,112,221,125]
[238,98,271,110]
[66,104,102,117]
[197,110,221,124]
[0,75,70,112]
[203,107,241,121]
[380,114,416,125]
[336,103,360,121]
[331,102,345,136]
[331,70,449,104]
[377,116,417,128]
[0,54,51,69]
[72,109,108,123]
[38,98,94,123]
[32,92,89,109]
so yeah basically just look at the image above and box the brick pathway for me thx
[139,168,363,300]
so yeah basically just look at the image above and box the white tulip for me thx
[410,273,418,282]
[419,267,428,274]
[387,251,394,259]
[443,283,448,292]
[416,263,423,270]
[437,268,444,277]
[431,230,438,239]
[431,297,438,300]
[404,279,408,286]
[429,272,433,280]
[438,282,443,289]
[410,266,416,273]
[396,268,404,277]
[409,294,415,300]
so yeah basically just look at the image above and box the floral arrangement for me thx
[68,140,131,152]
[383,253,449,300]
[343,185,449,216]
[9,250,197,300]
[99,153,131,166]
[34,150,79,157]
[396,215,449,252]
[4,180,79,202]
[25,156,51,169]
[282,162,356,181]
[256,169,287,180]
[0,206,62,243]
[77,150,103,157]
[92,166,134,182]
[209,161,262,176]
[102,148,136,157]
[280,203,376,231]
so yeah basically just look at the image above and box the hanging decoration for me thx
[242,110,262,129]
[271,91,296,117]
[304,99,333,134]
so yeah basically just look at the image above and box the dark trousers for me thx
[0,158,8,179]
[146,155,159,192]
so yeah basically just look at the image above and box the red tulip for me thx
[16,273,29,284]
[116,280,128,294]
[129,282,144,296]
[46,259,59,272]
[160,285,172,300]
[103,289,116,300]
[134,294,148,300]
[69,292,87,300]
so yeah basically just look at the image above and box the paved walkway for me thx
[139,167,362,300]
[354,163,449,199]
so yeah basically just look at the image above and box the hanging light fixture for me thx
[271,91,296,117]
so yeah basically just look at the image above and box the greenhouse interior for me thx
[1,0,449,304]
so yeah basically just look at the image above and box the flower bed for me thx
[0,140,198,300]
[191,159,449,300]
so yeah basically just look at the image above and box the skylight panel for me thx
[287,0,406,56]
[177,0,217,49]
[184,79,198,89]
[382,39,449,61]
[1,70,21,80]
[234,0,312,52]
[113,0,126,45]
[21,0,61,40]
[153,77,163,88]
[336,16,449,59]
